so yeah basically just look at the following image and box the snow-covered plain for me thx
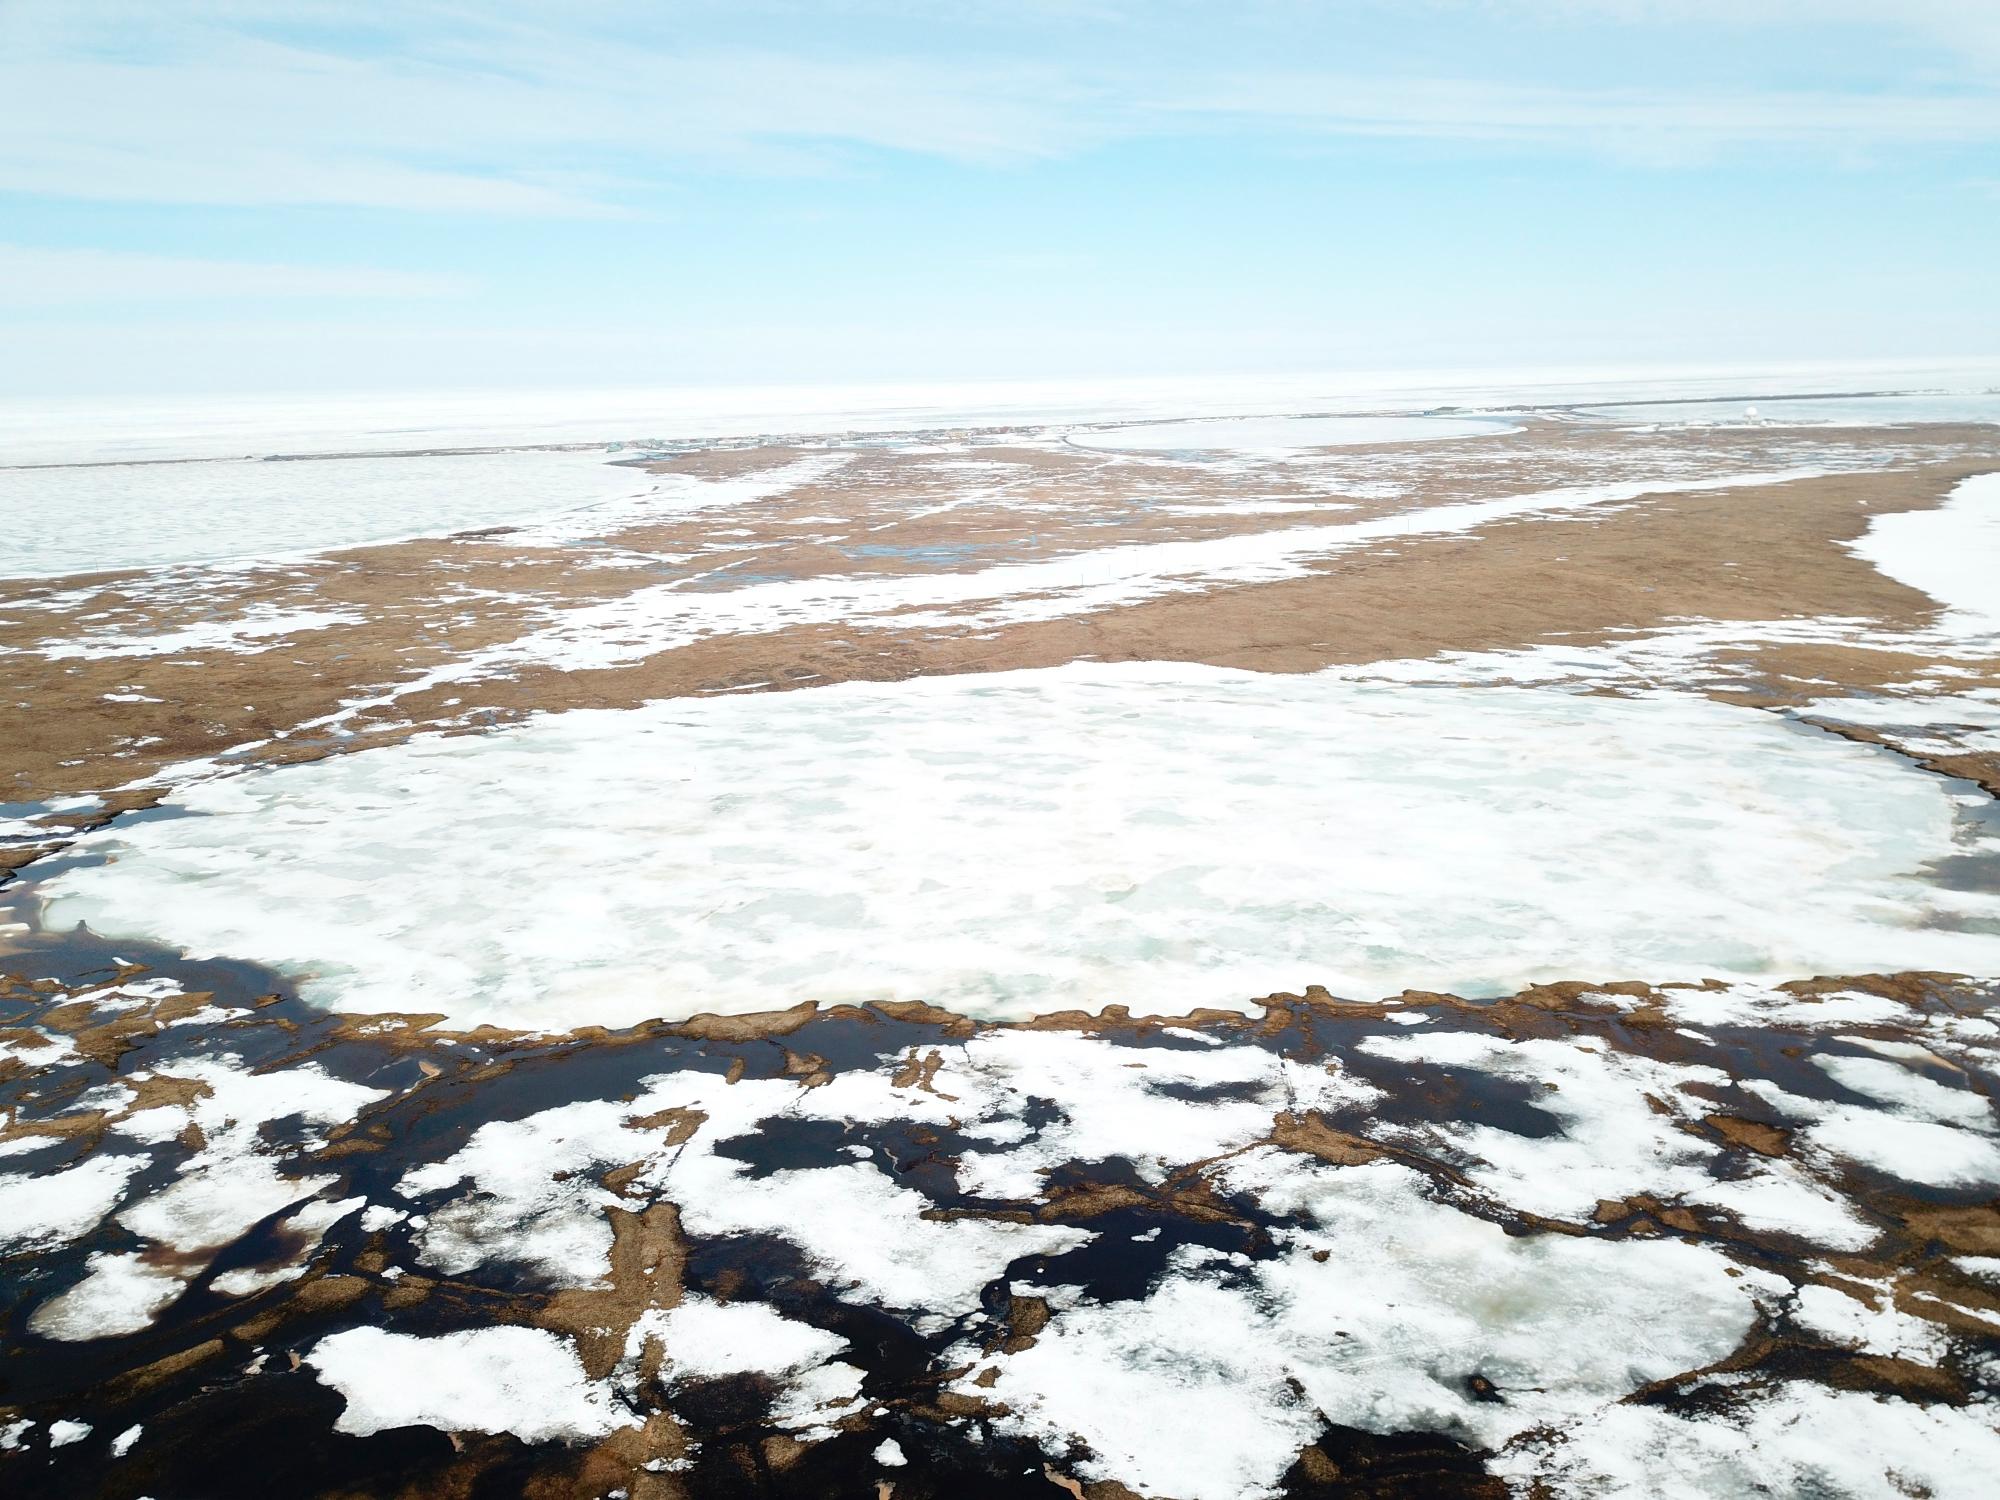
[0,449,653,579]
[1066,414,1516,452]
[39,663,2000,1028]
[5,359,1991,579]
[6,360,1992,466]
[1593,390,2000,429]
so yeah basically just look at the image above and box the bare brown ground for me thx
[2,424,1996,849]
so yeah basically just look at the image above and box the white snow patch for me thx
[1499,1382,2000,1499]
[210,1195,365,1295]
[1355,1031,1875,1245]
[294,466,1834,707]
[965,1157,1780,1500]
[1794,1280,1947,1362]
[307,1325,630,1443]
[944,1030,1376,1200]
[1742,1078,2000,1188]
[0,1153,146,1253]
[1652,984,1910,1030]
[1850,472,2000,633]
[28,1251,187,1341]
[504,453,851,545]
[0,449,651,579]
[31,605,362,661]
[396,1098,672,1285]
[630,1068,1092,1312]
[0,1027,77,1065]
[1814,1052,1996,1130]
[641,1295,849,1383]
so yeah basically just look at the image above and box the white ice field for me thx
[40,662,2000,1029]
[6,359,1994,579]
[1065,414,1516,452]
[0,449,655,579]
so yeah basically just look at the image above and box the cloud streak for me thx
[2,5,1998,216]
[1179,74,2000,154]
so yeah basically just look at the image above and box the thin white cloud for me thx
[1,2,1997,216]
[1173,74,2000,153]
[0,245,466,307]
[0,26,1093,214]
[1445,1,2000,64]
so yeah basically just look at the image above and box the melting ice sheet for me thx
[38,663,2000,1028]
[0,449,651,578]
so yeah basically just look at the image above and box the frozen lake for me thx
[40,662,2000,1028]
[0,449,652,579]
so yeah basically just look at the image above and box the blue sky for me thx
[2,1,1996,396]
